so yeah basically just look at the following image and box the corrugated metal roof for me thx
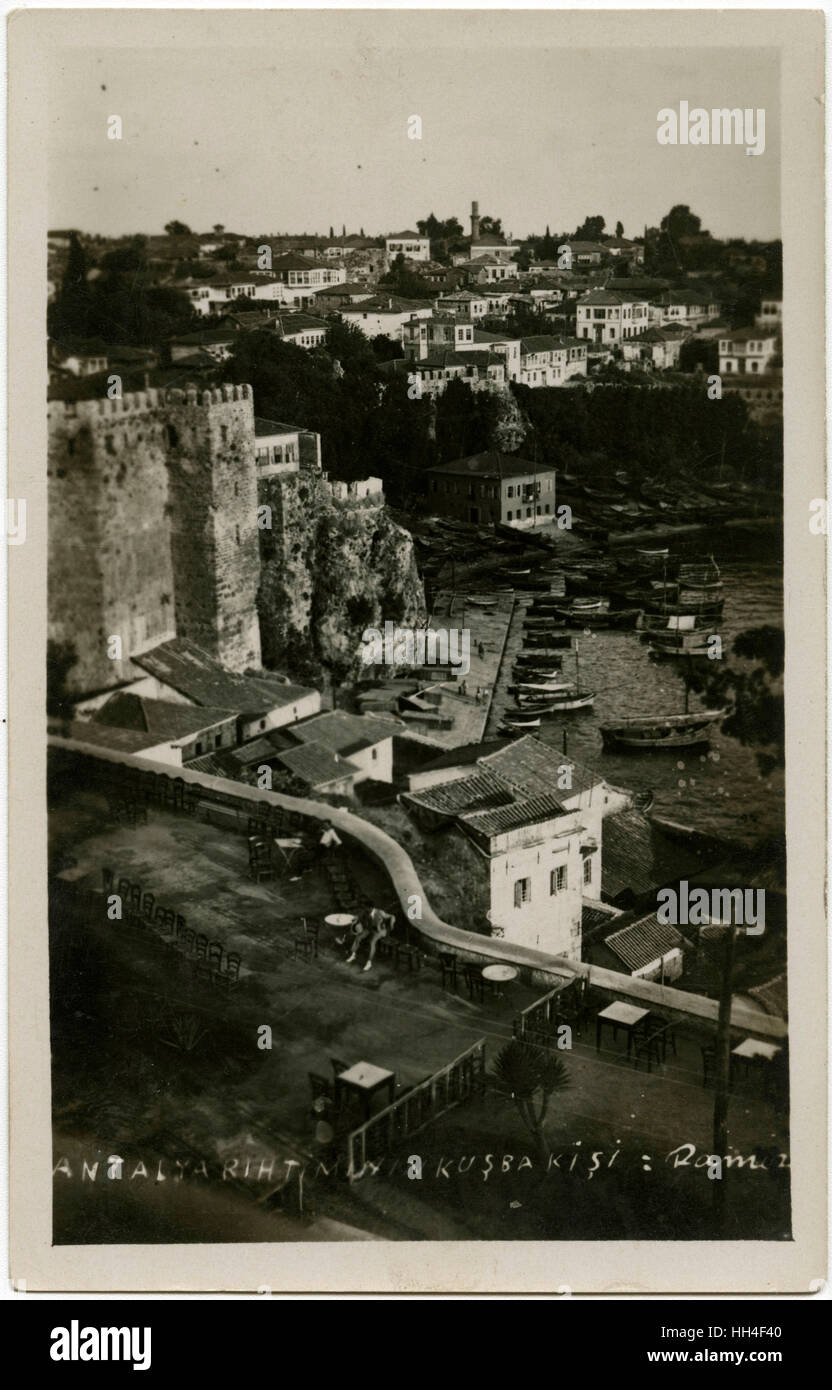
[604,913,685,973]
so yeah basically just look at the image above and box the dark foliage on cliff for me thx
[686,625,785,776]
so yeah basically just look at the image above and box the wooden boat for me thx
[504,567,531,578]
[600,708,726,751]
[510,681,572,694]
[466,594,498,608]
[512,668,562,681]
[552,606,642,629]
[648,644,713,662]
[517,690,596,712]
[501,716,541,730]
[517,643,574,659]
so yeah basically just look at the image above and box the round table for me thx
[325,913,357,928]
[482,964,518,984]
[482,963,518,998]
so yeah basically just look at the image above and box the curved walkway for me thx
[49,736,787,1043]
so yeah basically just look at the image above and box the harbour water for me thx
[491,539,784,846]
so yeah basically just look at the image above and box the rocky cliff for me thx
[257,471,426,680]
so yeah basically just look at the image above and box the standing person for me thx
[477,641,486,662]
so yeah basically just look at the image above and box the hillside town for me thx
[47,194,788,1246]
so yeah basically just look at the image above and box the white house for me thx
[718,329,778,376]
[340,295,433,339]
[254,417,322,475]
[755,297,783,330]
[287,710,401,784]
[576,290,650,344]
[385,231,431,263]
[402,735,628,956]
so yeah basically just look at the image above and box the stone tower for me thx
[47,383,261,697]
[48,389,177,694]
[164,384,261,672]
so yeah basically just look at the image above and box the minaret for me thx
[471,200,480,243]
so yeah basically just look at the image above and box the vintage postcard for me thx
[8,7,827,1293]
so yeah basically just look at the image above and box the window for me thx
[214,734,223,749]
[194,742,203,756]
[514,878,531,908]
[371,747,378,760]
[506,510,513,521]
[583,857,593,886]
[550,865,567,894]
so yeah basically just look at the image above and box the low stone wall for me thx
[48,736,787,1043]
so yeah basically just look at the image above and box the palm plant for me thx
[494,1040,570,1157]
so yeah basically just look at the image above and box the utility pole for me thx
[712,923,737,1231]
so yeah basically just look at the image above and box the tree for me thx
[164,220,191,237]
[478,215,503,238]
[212,224,225,235]
[574,215,605,241]
[494,1041,570,1157]
[687,625,785,775]
[615,220,624,239]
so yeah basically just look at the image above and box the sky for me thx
[48,28,780,243]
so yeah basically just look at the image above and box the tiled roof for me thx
[276,741,359,788]
[747,974,788,1020]
[403,770,511,818]
[603,913,686,972]
[255,417,303,437]
[93,693,236,742]
[387,230,426,240]
[290,710,401,754]
[520,336,567,354]
[427,451,547,479]
[130,638,317,718]
[601,808,710,901]
[49,718,158,755]
[342,296,431,314]
[478,735,601,800]
[460,793,568,839]
[579,289,646,306]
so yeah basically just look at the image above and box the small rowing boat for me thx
[600,708,726,751]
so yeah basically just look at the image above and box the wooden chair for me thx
[117,877,131,901]
[193,959,214,989]
[439,952,459,990]
[141,893,155,922]
[207,940,223,970]
[129,883,142,909]
[183,928,196,954]
[463,962,485,1003]
[102,867,115,895]
[394,943,422,973]
[215,951,241,993]
[195,933,208,960]
[647,1014,677,1061]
